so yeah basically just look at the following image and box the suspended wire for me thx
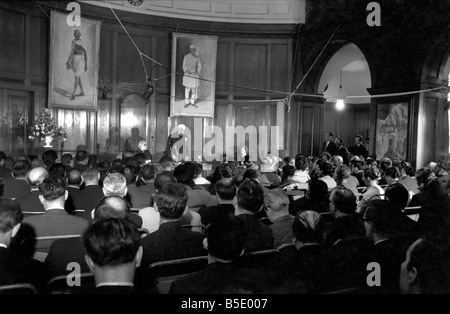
[35,1,50,19]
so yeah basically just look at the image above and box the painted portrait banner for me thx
[376,102,409,161]
[170,33,217,118]
[49,11,100,110]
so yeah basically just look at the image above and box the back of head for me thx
[12,160,31,178]
[364,167,381,181]
[159,156,173,169]
[68,169,82,185]
[243,169,258,181]
[124,157,138,168]
[319,162,334,177]
[211,163,233,184]
[282,165,296,178]
[295,155,309,171]
[405,238,447,294]
[27,167,49,188]
[139,164,156,182]
[400,161,415,177]
[386,166,400,179]
[103,173,127,197]
[49,163,66,178]
[61,153,73,166]
[75,150,89,163]
[39,176,67,201]
[83,218,140,267]
[335,165,351,181]
[385,183,409,210]
[264,189,289,212]
[292,210,324,243]
[154,171,176,190]
[94,195,130,221]
[205,216,246,261]
[134,153,146,166]
[123,166,138,185]
[81,167,99,183]
[173,163,192,185]
[0,198,23,233]
[308,179,329,201]
[215,178,237,200]
[42,150,58,168]
[364,199,402,236]
[236,179,264,213]
[416,168,435,188]
[380,157,393,170]
[154,182,188,219]
[330,186,356,214]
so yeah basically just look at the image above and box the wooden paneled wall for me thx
[0,2,292,160]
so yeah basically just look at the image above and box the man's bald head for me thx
[27,167,49,188]
[93,196,130,221]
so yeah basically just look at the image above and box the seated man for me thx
[1,160,31,199]
[82,173,142,228]
[140,182,206,268]
[76,167,104,211]
[170,216,277,294]
[400,237,448,294]
[263,189,294,248]
[198,178,236,227]
[22,176,89,252]
[45,195,138,279]
[134,140,152,163]
[0,198,47,292]
[234,180,274,252]
[15,166,48,213]
[83,218,143,294]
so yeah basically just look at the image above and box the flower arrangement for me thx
[28,109,67,142]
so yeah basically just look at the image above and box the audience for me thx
[198,178,236,227]
[1,160,31,199]
[15,167,48,213]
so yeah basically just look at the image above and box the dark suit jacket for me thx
[323,214,366,246]
[348,144,369,159]
[1,178,31,199]
[44,236,89,279]
[140,220,206,268]
[15,190,45,213]
[236,214,274,252]
[270,214,295,248]
[75,185,104,210]
[66,186,81,214]
[0,246,47,292]
[0,166,13,181]
[198,203,235,226]
[23,209,89,252]
[322,140,338,156]
[337,145,350,165]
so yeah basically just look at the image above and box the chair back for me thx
[20,235,81,262]
[148,256,209,294]
[47,273,95,294]
[0,283,37,294]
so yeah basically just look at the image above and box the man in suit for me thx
[166,124,187,162]
[348,134,369,159]
[322,132,338,157]
[21,176,88,254]
[65,169,82,214]
[335,137,350,165]
[234,179,274,252]
[198,178,236,227]
[83,218,143,294]
[140,182,206,269]
[127,164,156,209]
[0,198,47,292]
[45,196,140,280]
[134,140,152,163]
[263,189,294,248]
[15,166,48,213]
[76,167,104,211]
[173,163,218,211]
[363,199,418,293]
[1,160,31,199]
[82,173,142,228]
[170,216,275,294]
[73,150,89,173]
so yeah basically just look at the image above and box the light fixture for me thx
[336,70,345,111]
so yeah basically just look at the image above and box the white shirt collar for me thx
[96,282,134,288]
[0,243,7,249]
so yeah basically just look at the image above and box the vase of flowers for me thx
[28,109,67,147]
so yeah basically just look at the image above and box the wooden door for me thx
[119,93,147,153]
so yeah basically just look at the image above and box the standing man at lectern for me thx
[166,124,188,162]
